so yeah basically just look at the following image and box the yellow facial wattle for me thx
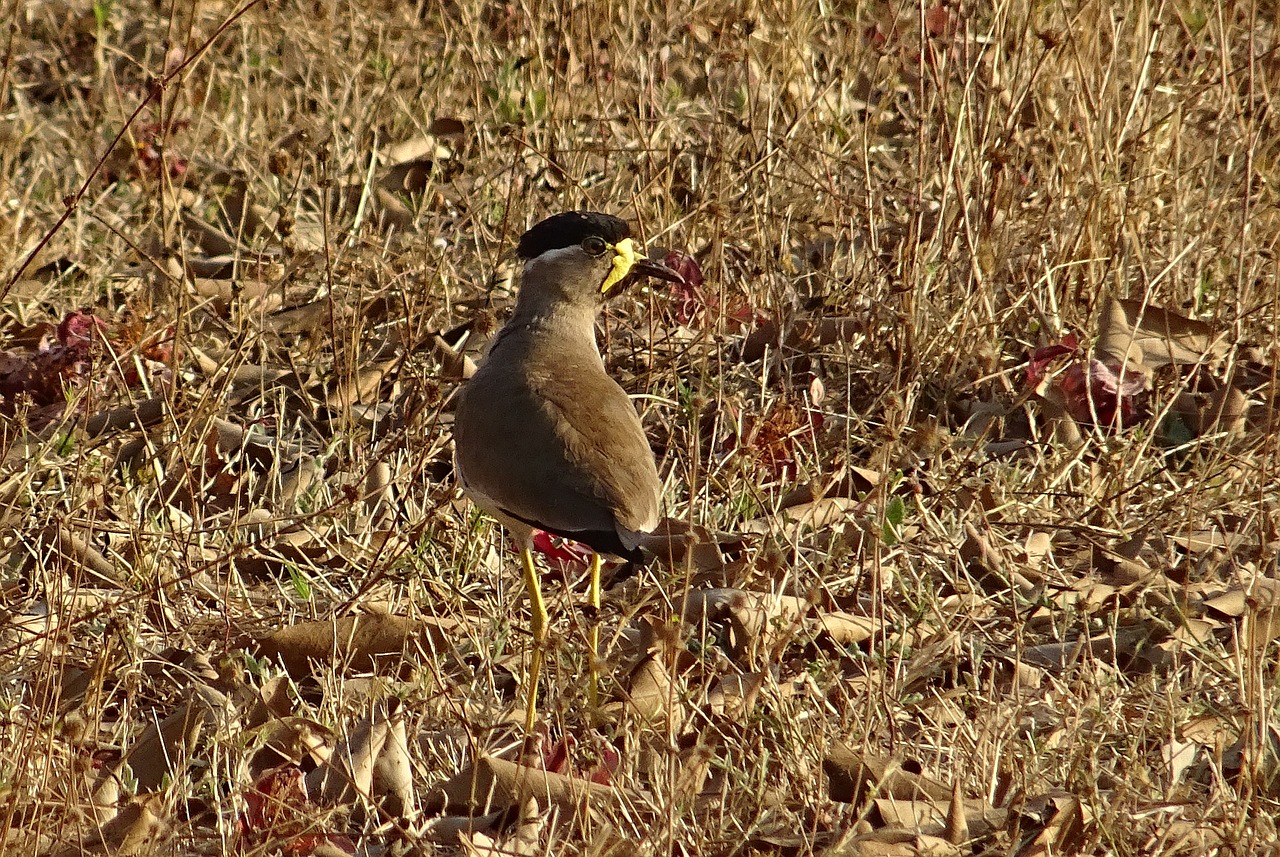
[601,238,637,293]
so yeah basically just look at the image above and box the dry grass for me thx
[1,0,1278,853]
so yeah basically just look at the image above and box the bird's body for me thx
[455,321,659,558]
[452,211,683,731]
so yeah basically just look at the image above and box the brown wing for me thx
[454,346,661,553]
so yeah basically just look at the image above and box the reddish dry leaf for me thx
[663,250,708,325]
[239,766,356,856]
[717,397,825,481]
[0,310,104,409]
[540,734,619,786]
[0,308,174,430]
[924,3,951,38]
[530,531,595,573]
[126,120,190,182]
[1027,333,1145,429]
[656,250,761,330]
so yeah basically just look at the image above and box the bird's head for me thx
[514,211,685,311]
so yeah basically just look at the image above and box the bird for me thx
[453,210,685,733]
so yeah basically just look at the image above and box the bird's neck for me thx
[497,304,602,356]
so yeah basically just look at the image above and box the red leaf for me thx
[662,251,709,326]
[1026,332,1080,385]
[925,3,951,38]
[531,531,594,572]
[662,251,704,288]
[56,310,106,352]
[1026,334,1144,429]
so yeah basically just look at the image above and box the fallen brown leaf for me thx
[256,612,456,678]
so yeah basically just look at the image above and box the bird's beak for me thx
[631,255,687,286]
[602,239,688,295]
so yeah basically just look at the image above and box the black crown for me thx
[516,211,632,260]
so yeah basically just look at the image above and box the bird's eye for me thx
[581,236,608,256]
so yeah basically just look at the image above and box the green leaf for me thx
[93,0,113,30]
[881,495,907,545]
[288,564,312,601]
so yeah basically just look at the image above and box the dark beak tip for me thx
[637,258,687,286]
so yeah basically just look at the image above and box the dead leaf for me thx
[512,796,542,855]
[371,709,415,820]
[1098,298,1226,369]
[744,496,858,534]
[1200,579,1280,651]
[122,685,231,791]
[421,811,506,844]
[47,796,169,857]
[945,779,968,844]
[248,716,332,772]
[26,523,123,588]
[1163,736,1198,788]
[1171,529,1257,554]
[814,611,877,647]
[427,754,615,817]
[640,518,745,577]
[682,588,811,653]
[873,797,946,833]
[740,315,866,362]
[1023,531,1054,568]
[824,742,951,804]
[1194,382,1249,437]
[325,359,396,411]
[1013,793,1087,857]
[778,465,882,508]
[1017,624,1171,674]
[1202,578,1280,618]
[706,671,768,717]
[83,395,169,439]
[620,652,676,722]
[239,765,357,854]
[1181,714,1238,753]
[431,332,478,380]
[256,612,456,677]
[306,704,392,806]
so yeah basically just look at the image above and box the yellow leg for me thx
[588,552,601,710]
[521,547,548,734]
